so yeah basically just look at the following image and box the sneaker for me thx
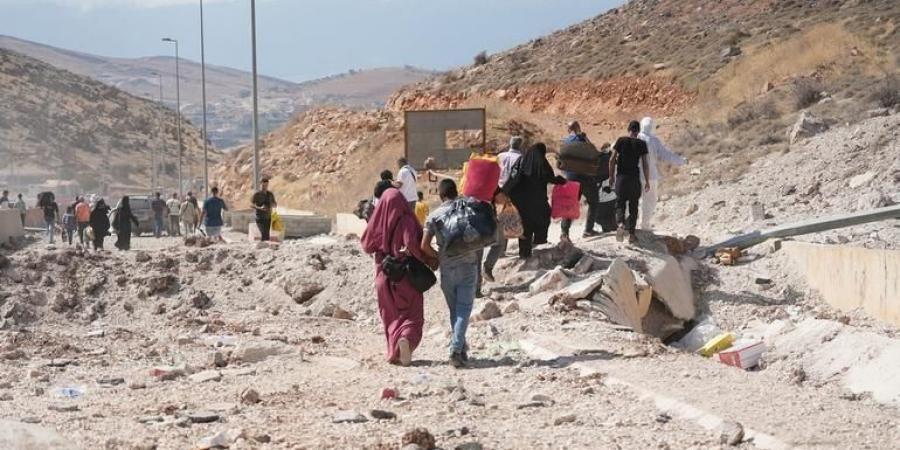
[628,233,638,244]
[449,352,466,369]
[461,348,469,363]
[583,230,600,238]
[398,337,412,367]
[483,265,495,283]
[616,225,625,242]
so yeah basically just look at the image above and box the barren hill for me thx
[214,0,898,216]
[0,47,209,195]
[0,35,433,149]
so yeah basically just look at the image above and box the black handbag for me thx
[380,218,436,293]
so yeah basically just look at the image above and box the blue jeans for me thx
[153,216,164,238]
[440,261,479,354]
[46,220,55,243]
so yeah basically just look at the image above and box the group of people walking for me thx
[362,117,685,369]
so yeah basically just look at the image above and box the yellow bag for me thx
[270,211,285,232]
[458,152,497,194]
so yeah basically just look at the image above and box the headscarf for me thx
[119,196,132,215]
[519,142,554,180]
[94,199,107,211]
[361,188,416,257]
[640,117,656,136]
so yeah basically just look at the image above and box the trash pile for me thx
[673,317,767,370]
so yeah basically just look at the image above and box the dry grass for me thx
[873,75,899,108]
[791,78,825,110]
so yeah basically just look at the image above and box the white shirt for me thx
[498,149,523,187]
[397,165,418,202]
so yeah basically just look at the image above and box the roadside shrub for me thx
[872,76,899,108]
[473,51,489,66]
[727,99,777,127]
[792,78,824,110]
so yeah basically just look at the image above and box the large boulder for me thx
[788,111,829,144]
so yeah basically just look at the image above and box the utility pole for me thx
[200,0,210,197]
[156,73,165,192]
[162,37,183,197]
[250,0,261,191]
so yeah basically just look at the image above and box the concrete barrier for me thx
[229,209,332,239]
[0,209,24,243]
[785,242,900,326]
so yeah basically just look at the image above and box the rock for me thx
[685,203,699,216]
[788,111,829,144]
[474,301,502,321]
[720,45,741,58]
[188,411,220,424]
[866,107,890,118]
[0,393,12,401]
[189,370,222,383]
[96,377,125,387]
[402,445,425,450]
[137,415,164,424]
[332,410,368,424]
[128,381,146,390]
[253,434,271,443]
[573,254,596,274]
[779,184,796,196]
[47,404,79,412]
[190,290,212,309]
[196,429,245,450]
[401,428,435,449]
[502,302,520,314]
[720,421,745,446]
[240,388,260,405]
[754,276,772,285]
[369,409,396,420]
[231,343,283,363]
[529,268,570,295]
[653,62,668,70]
[553,414,577,425]
[644,255,695,321]
[135,252,151,263]
[0,419,72,449]
[208,351,227,368]
[332,306,355,321]
[284,280,324,304]
[149,365,186,381]
[848,171,876,189]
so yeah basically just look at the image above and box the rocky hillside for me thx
[0,47,209,194]
[214,0,898,216]
[0,35,433,149]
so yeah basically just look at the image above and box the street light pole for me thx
[250,0,260,192]
[162,37,183,197]
[200,0,209,198]
[155,73,164,192]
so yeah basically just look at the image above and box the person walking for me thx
[638,116,687,230]
[361,188,431,367]
[595,143,618,232]
[609,121,651,244]
[421,179,482,368]
[503,143,566,258]
[180,192,199,235]
[559,121,601,240]
[74,196,90,245]
[394,158,418,212]
[39,192,59,243]
[14,193,26,227]
[150,192,167,238]
[414,191,429,226]
[251,177,277,241]
[166,193,182,236]
[90,199,111,251]
[200,187,227,242]
[0,190,8,208]
[484,136,525,281]
[62,206,77,245]
[113,196,139,251]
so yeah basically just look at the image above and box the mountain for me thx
[0,35,433,149]
[0,47,210,196]
[215,0,898,215]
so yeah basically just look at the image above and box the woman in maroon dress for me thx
[361,188,432,366]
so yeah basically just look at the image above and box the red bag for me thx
[551,181,581,219]
[462,158,500,202]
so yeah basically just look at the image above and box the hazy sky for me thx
[0,0,622,82]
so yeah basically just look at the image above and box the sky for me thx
[0,0,621,82]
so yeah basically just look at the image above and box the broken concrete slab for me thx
[529,268,570,295]
[590,259,648,333]
[644,255,695,321]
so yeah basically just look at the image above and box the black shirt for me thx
[251,190,276,219]
[613,136,648,177]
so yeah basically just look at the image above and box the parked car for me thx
[109,195,155,237]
